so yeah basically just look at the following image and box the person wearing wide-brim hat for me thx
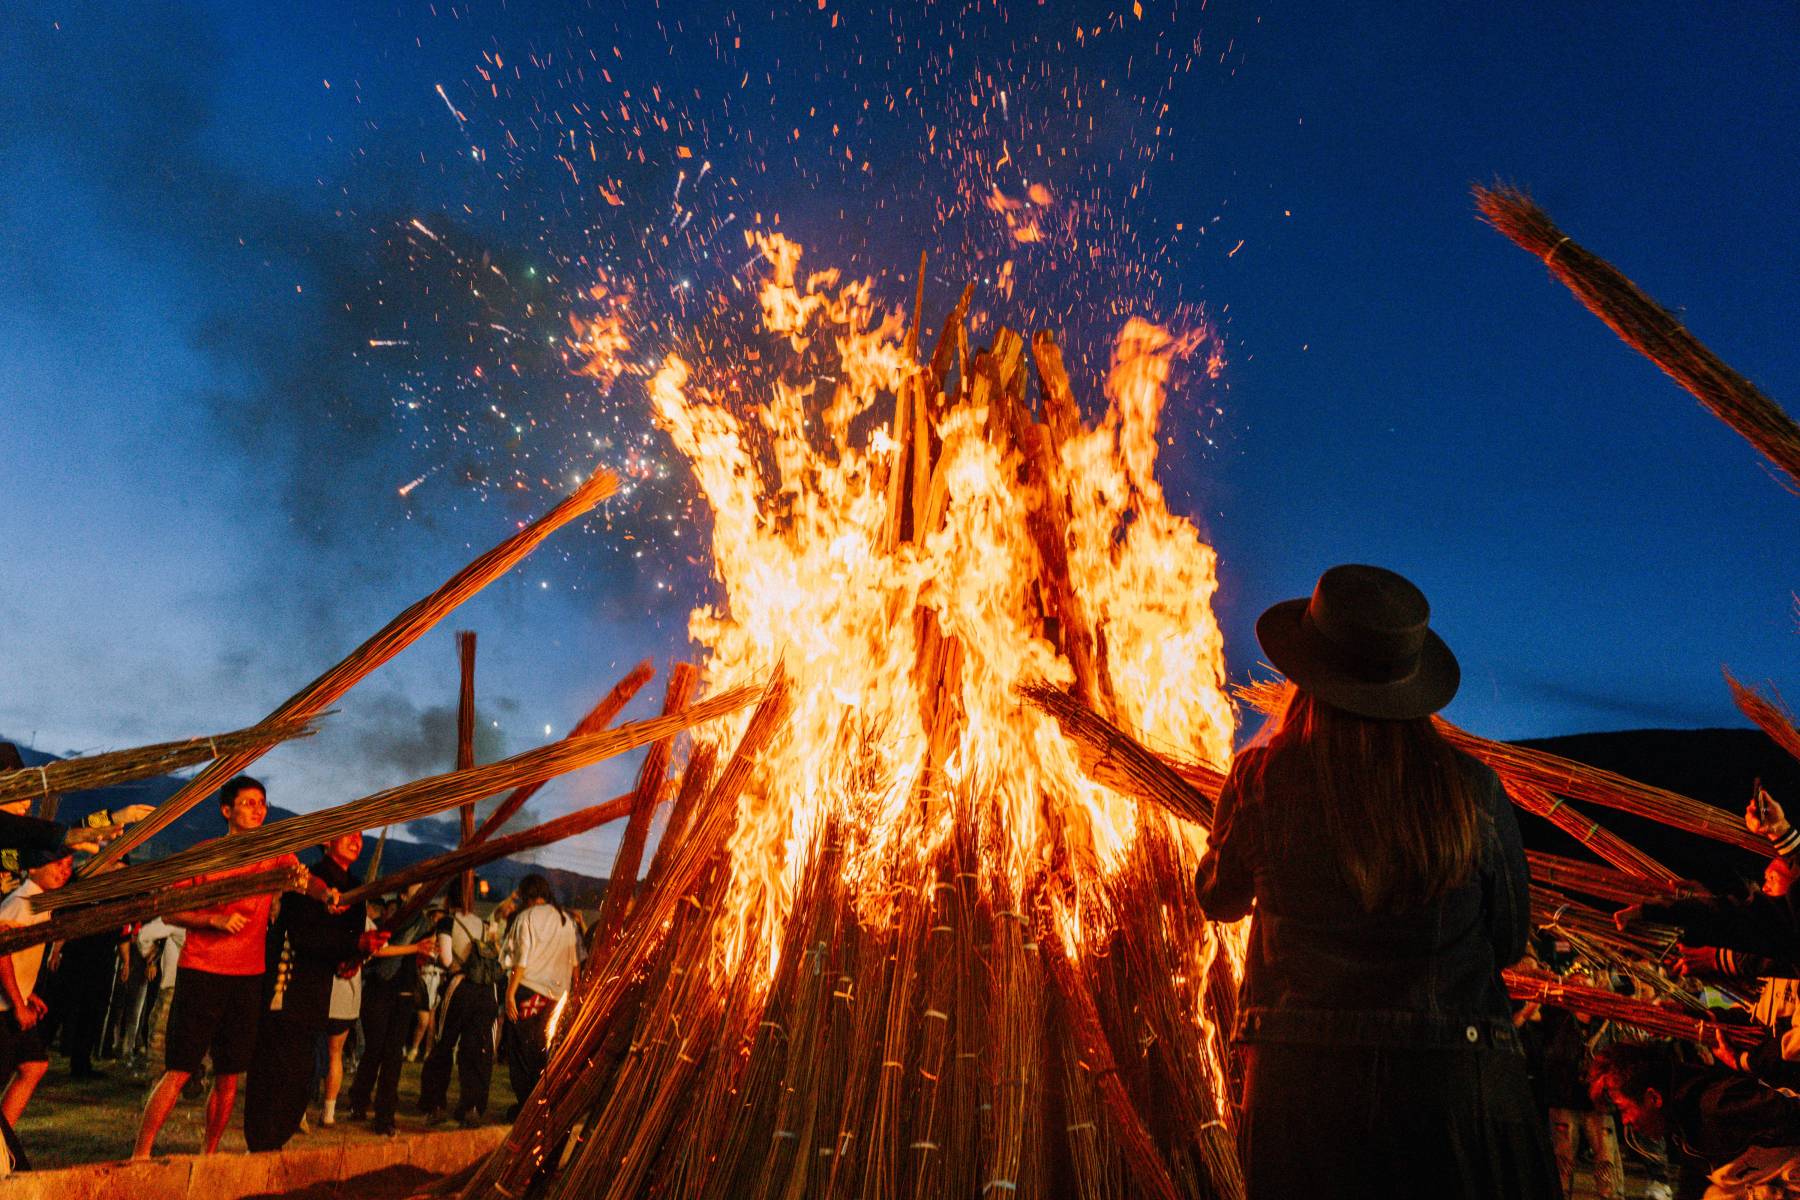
[1197,565,1555,1199]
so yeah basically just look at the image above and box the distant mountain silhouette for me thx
[0,740,611,906]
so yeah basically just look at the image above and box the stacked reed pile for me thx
[454,288,1245,1200]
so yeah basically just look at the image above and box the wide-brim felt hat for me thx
[1255,564,1460,720]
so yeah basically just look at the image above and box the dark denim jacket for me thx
[1196,744,1530,1048]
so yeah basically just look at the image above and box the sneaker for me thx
[423,1108,448,1127]
[458,1111,483,1129]
[297,1115,310,1134]
[320,1112,335,1128]
[348,1107,369,1122]
[371,1119,398,1137]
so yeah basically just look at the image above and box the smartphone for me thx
[1753,778,1773,823]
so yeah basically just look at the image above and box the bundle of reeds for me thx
[45,683,758,911]
[1726,671,1800,769]
[86,468,620,873]
[1507,779,1685,885]
[591,663,698,953]
[340,792,634,910]
[472,662,655,843]
[1475,185,1800,493]
[1526,850,1702,906]
[1505,967,1762,1050]
[379,664,657,936]
[464,673,792,1199]
[1018,680,1221,827]
[0,717,317,807]
[0,863,304,958]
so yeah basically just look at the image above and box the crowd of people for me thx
[0,758,588,1170]
[11,566,1800,1197]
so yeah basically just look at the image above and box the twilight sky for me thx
[2,2,1796,876]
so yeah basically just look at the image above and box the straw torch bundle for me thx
[0,717,317,807]
[1505,968,1763,1050]
[1726,671,1800,768]
[1475,184,1800,493]
[46,684,759,911]
[0,864,304,959]
[339,791,636,910]
[86,467,621,873]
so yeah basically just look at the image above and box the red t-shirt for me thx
[176,852,303,977]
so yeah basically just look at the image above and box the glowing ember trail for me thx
[487,239,1246,1200]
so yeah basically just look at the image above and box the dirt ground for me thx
[13,1054,519,1169]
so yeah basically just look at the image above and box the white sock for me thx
[322,1099,336,1122]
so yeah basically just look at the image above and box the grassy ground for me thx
[13,1050,520,1169]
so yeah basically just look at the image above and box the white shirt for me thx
[0,881,50,1012]
[503,904,581,1001]
[438,910,485,969]
[135,918,186,991]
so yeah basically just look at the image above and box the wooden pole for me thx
[456,630,479,912]
[84,468,620,873]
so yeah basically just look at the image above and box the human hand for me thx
[1671,945,1722,978]
[212,912,249,934]
[116,805,155,824]
[505,997,520,1022]
[1714,1030,1750,1073]
[67,840,101,855]
[1748,789,1791,842]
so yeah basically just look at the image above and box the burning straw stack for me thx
[456,279,1245,1200]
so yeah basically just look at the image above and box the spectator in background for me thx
[319,946,363,1127]
[0,846,75,1136]
[419,896,503,1127]
[46,859,132,1080]
[345,892,434,1136]
[1590,1039,1800,1198]
[130,916,184,1078]
[501,875,581,1113]
[132,776,327,1159]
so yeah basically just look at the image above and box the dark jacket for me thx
[263,854,363,1028]
[1196,744,1530,1046]
[1667,1060,1800,1169]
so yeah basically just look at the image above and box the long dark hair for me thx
[1253,687,1483,913]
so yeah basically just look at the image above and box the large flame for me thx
[638,233,1235,984]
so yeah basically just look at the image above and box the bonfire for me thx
[456,236,1244,1200]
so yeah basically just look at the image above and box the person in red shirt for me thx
[131,776,327,1159]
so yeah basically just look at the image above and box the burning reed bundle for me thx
[0,864,304,959]
[1475,185,1800,493]
[44,685,759,912]
[86,468,620,873]
[1504,968,1763,1050]
[339,792,635,910]
[1019,679,1221,827]
[458,237,1245,1200]
[0,717,316,806]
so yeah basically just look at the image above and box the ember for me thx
[466,239,1244,1198]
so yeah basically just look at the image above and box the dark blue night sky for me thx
[3,2,1796,874]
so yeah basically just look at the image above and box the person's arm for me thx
[0,954,29,1027]
[1194,752,1258,922]
[164,905,248,934]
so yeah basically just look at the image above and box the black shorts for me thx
[324,1017,355,1037]
[165,968,263,1076]
[0,1010,47,1071]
